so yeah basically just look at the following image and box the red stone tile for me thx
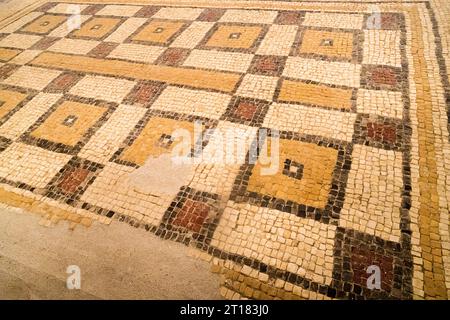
[197,8,225,22]
[275,11,304,25]
[45,72,81,92]
[172,199,210,233]
[125,82,164,105]
[157,48,190,66]
[234,101,258,121]
[58,167,90,194]
[351,247,394,292]
[363,65,401,90]
[249,55,286,76]
[88,42,118,58]
[134,6,160,18]
[367,121,397,144]
[81,4,105,15]
[31,36,60,50]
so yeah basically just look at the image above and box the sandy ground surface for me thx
[0,207,222,299]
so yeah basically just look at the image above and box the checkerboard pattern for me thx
[0,1,449,300]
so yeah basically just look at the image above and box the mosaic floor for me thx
[0,0,449,300]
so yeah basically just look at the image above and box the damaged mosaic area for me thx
[0,0,450,300]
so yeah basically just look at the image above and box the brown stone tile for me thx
[44,72,82,93]
[274,11,304,25]
[0,64,20,80]
[197,8,225,22]
[248,55,286,76]
[124,81,165,106]
[81,4,105,15]
[35,2,57,12]
[221,97,270,127]
[156,48,190,66]
[88,42,118,58]
[172,199,210,233]
[361,65,402,90]
[134,6,160,18]
[353,114,404,150]
[31,36,60,50]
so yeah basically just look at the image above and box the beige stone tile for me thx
[170,21,215,49]
[0,92,61,140]
[283,57,361,88]
[263,103,356,142]
[0,142,71,188]
[302,12,364,29]
[363,30,402,68]
[108,43,165,64]
[104,17,146,43]
[96,5,142,17]
[340,145,403,243]
[48,15,91,37]
[0,33,42,49]
[9,50,42,65]
[356,89,403,119]
[257,24,298,56]
[235,74,278,101]
[0,12,44,33]
[219,9,278,24]
[79,104,147,164]
[48,38,99,54]
[80,162,174,226]
[183,49,253,73]
[152,7,203,20]
[48,3,88,14]
[151,86,231,120]
[3,66,61,90]
[211,201,336,285]
[69,75,136,103]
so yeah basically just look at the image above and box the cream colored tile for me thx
[9,50,42,65]
[340,145,403,243]
[48,15,91,37]
[79,104,147,164]
[357,89,403,119]
[69,75,136,103]
[0,12,44,33]
[0,93,62,140]
[170,21,215,49]
[0,142,71,188]
[108,43,165,64]
[236,74,278,101]
[363,30,402,67]
[220,9,278,24]
[152,7,203,20]
[303,12,364,29]
[151,86,231,120]
[48,3,88,14]
[3,66,61,90]
[263,103,356,142]
[257,24,298,56]
[183,49,253,73]
[48,38,99,54]
[283,57,361,88]
[211,201,336,285]
[104,17,146,43]
[0,33,42,49]
[96,5,142,17]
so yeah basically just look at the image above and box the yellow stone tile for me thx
[248,139,338,208]
[0,48,21,62]
[206,25,262,49]
[120,116,199,166]
[132,20,185,44]
[278,80,353,110]
[30,100,107,147]
[0,89,27,119]
[20,14,66,34]
[299,29,354,59]
[72,17,122,39]
[31,52,240,92]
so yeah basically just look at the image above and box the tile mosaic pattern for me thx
[0,0,449,301]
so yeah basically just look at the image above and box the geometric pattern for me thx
[0,0,449,301]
